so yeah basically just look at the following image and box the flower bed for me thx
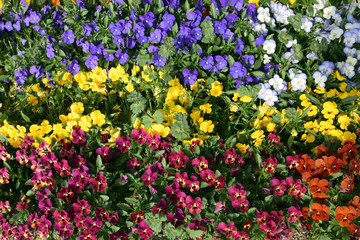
[1,0,360,239]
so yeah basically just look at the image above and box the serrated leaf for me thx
[146,213,163,234]
[142,115,154,129]
[186,229,203,238]
[285,108,298,120]
[164,223,181,239]
[154,110,164,124]
[170,113,190,141]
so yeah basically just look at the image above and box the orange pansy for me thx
[335,206,357,227]
[348,196,360,216]
[311,203,330,222]
[340,174,355,193]
[309,178,330,199]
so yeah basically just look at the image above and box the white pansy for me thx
[258,83,271,100]
[301,17,313,33]
[263,54,272,64]
[269,74,286,93]
[341,62,355,78]
[291,73,307,92]
[263,39,276,55]
[257,7,271,23]
[263,89,278,106]
[346,56,357,66]
[329,27,344,40]
[285,39,297,48]
[323,6,337,19]
[313,71,327,88]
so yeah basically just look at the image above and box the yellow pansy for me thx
[190,110,204,124]
[70,102,84,115]
[240,95,253,102]
[338,114,350,130]
[301,133,315,144]
[229,104,239,112]
[79,115,92,132]
[90,110,106,126]
[266,122,276,132]
[200,120,214,133]
[27,95,38,106]
[125,82,134,92]
[307,105,318,117]
[236,143,249,154]
[200,103,212,114]
[149,123,170,138]
[332,70,346,81]
[321,101,339,119]
[210,81,223,97]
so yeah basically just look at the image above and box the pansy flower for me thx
[335,206,357,227]
[311,203,330,222]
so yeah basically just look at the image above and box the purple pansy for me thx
[85,55,98,70]
[213,19,227,35]
[63,29,75,45]
[199,56,214,70]
[186,10,202,27]
[139,12,155,28]
[230,62,247,78]
[115,49,129,64]
[214,55,228,72]
[242,55,255,67]
[66,60,80,75]
[245,3,257,23]
[183,69,198,85]
[159,12,175,31]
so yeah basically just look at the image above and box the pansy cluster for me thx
[1,0,360,239]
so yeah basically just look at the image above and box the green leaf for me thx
[164,223,181,239]
[146,213,163,234]
[117,203,133,211]
[170,113,190,141]
[142,115,154,129]
[3,160,12,172]
[186,229,203,238]
[35,137,44,144]
[255,152,262,168]
[228,55,235,67]
[272,114,282,124]
[265,195,273,203]
[306,94,322,106]
[0,75,9,81]
[100,195,109,202]
[285,108,298,120]
[251,71,265,78]
[127,91,147,115]
[154,110,164,124]
[0,134,9,143]
[20,111,31,122]
[125,198,139,204]
[159,37,176,58]
[340,96,358,105]
[104,49,117,53]
[293,44,303,61]
[96,155,102,172]
[154,150,165,158]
